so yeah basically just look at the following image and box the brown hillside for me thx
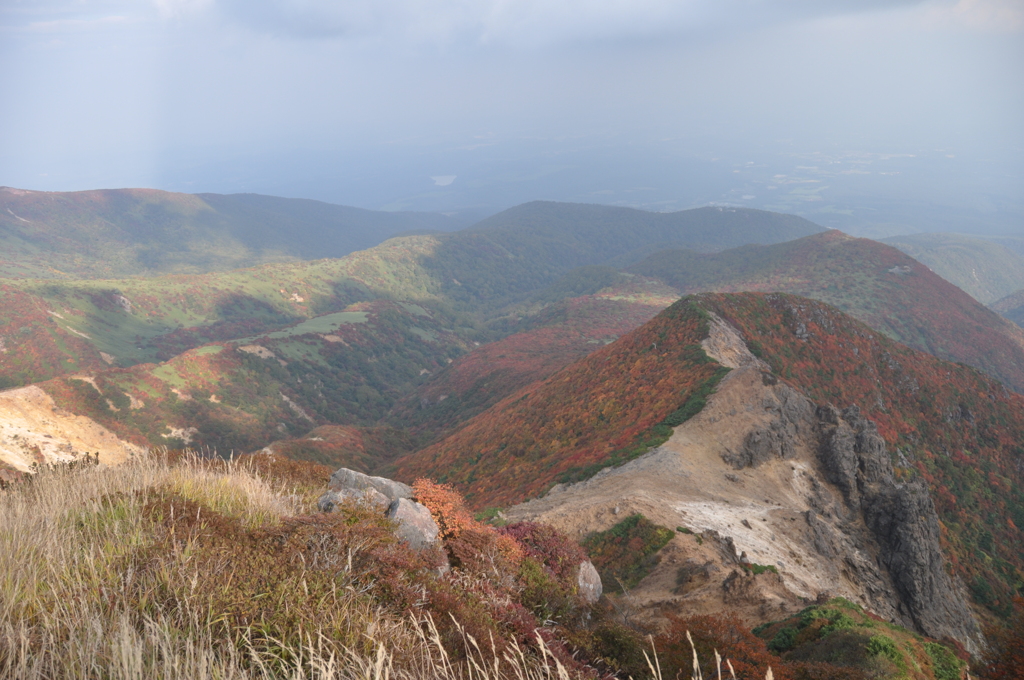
[394,300,725,506]
[388,277,678,439]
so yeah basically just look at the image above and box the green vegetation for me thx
[581,514,675,592]
[741,562,779,576]
[754,598,965,680]
[0,188,464,279]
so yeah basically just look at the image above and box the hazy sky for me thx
[1,0,1022,234]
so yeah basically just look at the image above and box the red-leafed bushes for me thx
[397,300,723,507]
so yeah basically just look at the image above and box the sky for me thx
[0,0,1022,236]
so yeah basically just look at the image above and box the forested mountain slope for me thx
[0,187,465,278]
[992,288,1024,329]
[630,231,1024,392]
[424,202,824,311]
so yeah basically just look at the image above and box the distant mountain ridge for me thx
[0,187,467,278]
[425,202,826,311]
[881,232,1024,305]
[628,231,1024,393]
[993,288,1024,328]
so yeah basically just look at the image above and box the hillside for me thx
[387,274,680,439]
[394,299,728,505]
[0,187,464,278]
[425,202,824,311]
[397,293,1024,624]
[629,231,1024,393]
[881,232,1024,304]
[992,288,1024,328]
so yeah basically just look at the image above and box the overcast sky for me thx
[1,0,1022,234]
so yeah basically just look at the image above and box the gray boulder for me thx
[387,498,440,550]
[317,486,390,512]
[327,467,413,503]
[577,560,602,604]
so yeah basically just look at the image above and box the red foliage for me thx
[656,614,868,680]
[980,599,1024,679]
[396,301,719,507]
[413,478,523,566]
[391,292,670,438]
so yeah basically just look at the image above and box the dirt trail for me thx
[506,314,896,627]
[0,385,143,472]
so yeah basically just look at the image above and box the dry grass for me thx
[0,452,775,680]
[0,452,574,679]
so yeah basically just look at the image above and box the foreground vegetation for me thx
[3,452,996,679]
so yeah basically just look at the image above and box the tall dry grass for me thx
[0,453,582,678]
[0,452,768,679]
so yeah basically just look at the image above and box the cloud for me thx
[208,0,930,43]
[23,15,131,33]
[921,0,1024,32]
[154,0,214,19]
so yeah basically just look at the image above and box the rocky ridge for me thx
[505,313,982,654]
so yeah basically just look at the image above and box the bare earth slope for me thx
[0,385,142,472]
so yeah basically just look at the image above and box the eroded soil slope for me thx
[0,385,143,472]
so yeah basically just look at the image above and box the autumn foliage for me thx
[397,300,724,507]
[413,478,523,568]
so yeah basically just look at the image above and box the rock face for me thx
[816,405,982,653]
[503,316,984,654]
[577,560,602,604]
[327,467,413,502]
[387,498,440,550]
[722,382,814,469]
[319,467,413,512]
[317,486,390,512]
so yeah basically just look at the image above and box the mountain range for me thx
[0,186,468,279]
[3,188,1024,676]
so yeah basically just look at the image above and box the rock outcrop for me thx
[577,560,603,604]
[327,467,413,501]
[722,382,814,469]
[816,405,982,653]
[318,467,414,512]
[318,467,442,552]
[386,498,440,550]
[504,314,983,653]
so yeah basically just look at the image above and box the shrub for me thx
[581,514,675,592]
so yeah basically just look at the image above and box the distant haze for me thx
[1,0,1021,236]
